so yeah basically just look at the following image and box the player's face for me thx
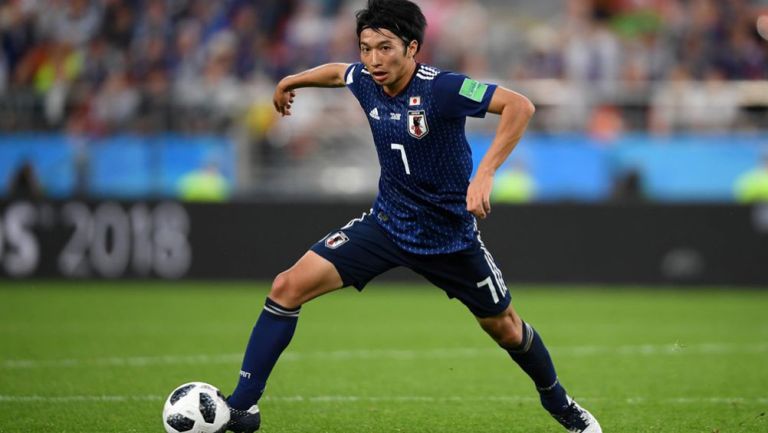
[359,28,417,95]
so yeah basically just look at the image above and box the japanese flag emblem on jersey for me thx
[324,231,349,249]
[407,110,428,139]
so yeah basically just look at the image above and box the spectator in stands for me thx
[23,41,84,127]
[133,0,171,42]
[48,0,102,48]
[611,169,647,203]
[80,36,124,88]
[649,66,739,133]
[433,0,490,76]
[174,30,241,131]
[283,1,333,69]
[91,69,139,131]
[8,161,44,200]
[229,3,261,79]
[180,0,227,43]
[519,25,563,80]
[588,104,625,143]
[131,33,170,82]
[135,66,172,132]
[169,19,205,83]
[718,25,767,79]
[100,0,136,51]
[1,0,37,80]
[562,0,621,96]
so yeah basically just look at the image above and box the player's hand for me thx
[273,82,296,117]
[467,172,493,219]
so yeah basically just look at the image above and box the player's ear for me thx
[407,40,418,59]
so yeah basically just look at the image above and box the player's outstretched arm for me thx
[466,87,535,219]
[273,63,350,116]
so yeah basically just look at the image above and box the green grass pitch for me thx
[1,281,766,432]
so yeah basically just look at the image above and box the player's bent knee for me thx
[268,271,303,309]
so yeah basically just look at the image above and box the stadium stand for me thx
[1,0,767,199]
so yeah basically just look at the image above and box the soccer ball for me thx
[162,382,230,433]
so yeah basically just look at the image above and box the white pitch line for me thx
[1,342,766,370]
[1,394,767,405]
[0,354,243,369]
[0,395,163,403]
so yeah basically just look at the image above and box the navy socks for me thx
[506,322,569,414]
[228,298,300,410]
[228,301,568,415]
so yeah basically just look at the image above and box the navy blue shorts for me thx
[310,212,511,318]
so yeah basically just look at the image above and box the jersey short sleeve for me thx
[433,72,497,119]
[345,62,364,96]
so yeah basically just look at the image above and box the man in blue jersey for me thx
[224,1,602,432]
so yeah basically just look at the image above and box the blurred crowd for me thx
[1,0,767,137]
[514,0,768,82]
[510,0,768,135]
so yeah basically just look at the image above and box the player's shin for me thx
[228,297,301,410]
[505,321,569,414]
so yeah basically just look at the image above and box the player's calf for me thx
[477,306,525,348]
[504,321,572,413]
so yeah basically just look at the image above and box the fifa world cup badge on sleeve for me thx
[408,110,429,139]
[325,231,349,249]
[459,78,488,102]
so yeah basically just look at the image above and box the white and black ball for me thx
[162,382,230,433]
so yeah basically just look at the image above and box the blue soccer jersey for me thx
[344,62,497,254]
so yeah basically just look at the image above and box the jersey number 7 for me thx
[477,276,506,304]
[391,143,411,175]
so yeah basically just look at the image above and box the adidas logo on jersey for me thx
[369,107,380,120]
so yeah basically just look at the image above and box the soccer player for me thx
[225,1,602,432]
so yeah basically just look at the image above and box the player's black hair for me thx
[355,0,427,54]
